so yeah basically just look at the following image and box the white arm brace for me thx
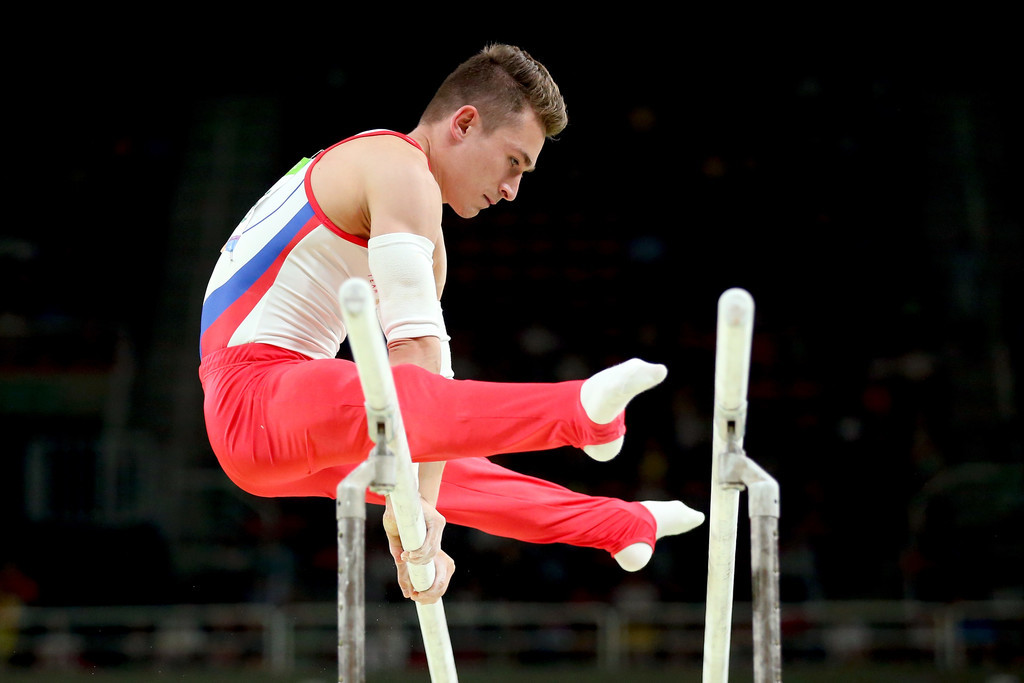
[367,232,454,379]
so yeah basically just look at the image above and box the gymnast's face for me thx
[442,106,545,219]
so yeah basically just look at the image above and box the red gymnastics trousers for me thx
[199,343,658,557]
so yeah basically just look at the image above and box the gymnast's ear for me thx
[450,105,480,141]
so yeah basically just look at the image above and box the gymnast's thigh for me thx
[256,357,376,473]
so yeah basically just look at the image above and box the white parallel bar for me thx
[714,288,754,438]
[703,288,755,683]
[339,277,458,682]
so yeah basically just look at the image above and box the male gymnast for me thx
[199,44,704,605]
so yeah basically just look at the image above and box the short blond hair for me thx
[421,44,568,138]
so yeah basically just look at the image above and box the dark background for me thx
[2,18,1021,621]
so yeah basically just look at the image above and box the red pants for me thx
[199,343,657,555]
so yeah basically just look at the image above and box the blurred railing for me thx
[2,599,1020,673]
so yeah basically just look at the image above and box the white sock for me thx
[613,500,706,572]
[580,359,667,461]
[613,543,654,572]
[642,500,705,538]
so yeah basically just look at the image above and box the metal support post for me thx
[721,442,782,683]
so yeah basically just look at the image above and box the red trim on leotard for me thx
[303,130,429,248]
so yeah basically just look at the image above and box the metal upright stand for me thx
[720,434,782,682]
[337,422,396,681]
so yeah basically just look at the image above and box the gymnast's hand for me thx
[383,496,455,604]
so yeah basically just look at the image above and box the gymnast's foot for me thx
[613,500,706,572]
[581,358,668,461]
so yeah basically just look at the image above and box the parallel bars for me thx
[334,279,778,681]
[336,277,458,682]
[702,288,782,682]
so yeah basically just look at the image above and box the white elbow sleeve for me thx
[368,232,444,343]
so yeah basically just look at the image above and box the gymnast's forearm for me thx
[417,461,446,506]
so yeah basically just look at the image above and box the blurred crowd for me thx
[2,50,1020,626]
